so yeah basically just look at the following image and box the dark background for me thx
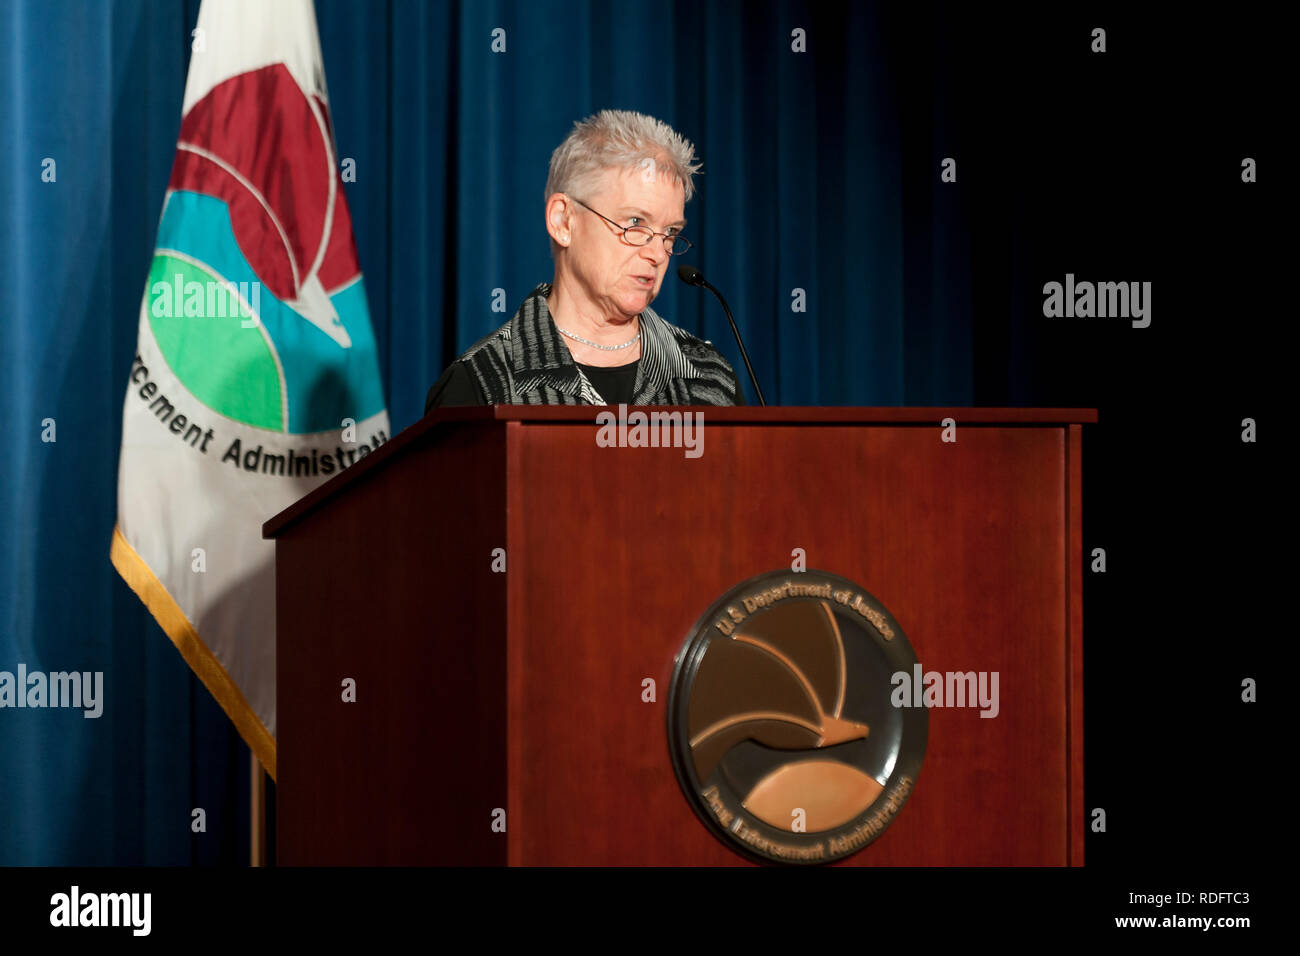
[0,0,1277,880]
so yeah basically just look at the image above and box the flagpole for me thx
[250,753,266,866]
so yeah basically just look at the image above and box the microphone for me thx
[676,263,766,406]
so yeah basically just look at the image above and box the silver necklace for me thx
[556,324,641,351]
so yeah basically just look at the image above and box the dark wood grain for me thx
[263,407,1098,538]
[509,421,1070,865]
[274,422,508,865]
[1067,423,1085,866]
[270,410,1089,865]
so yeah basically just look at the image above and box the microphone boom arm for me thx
[677,264,766,406]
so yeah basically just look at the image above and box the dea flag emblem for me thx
[667,569,927,864]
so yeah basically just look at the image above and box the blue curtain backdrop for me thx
[2,0,1273,866]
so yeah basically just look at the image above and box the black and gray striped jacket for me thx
[434,282,744,406]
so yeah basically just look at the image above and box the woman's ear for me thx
[546,195,571,245]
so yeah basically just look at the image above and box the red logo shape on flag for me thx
[168,64,362,303]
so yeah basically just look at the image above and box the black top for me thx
[424,361,485,409]
[574,359,639,406]
[425,357,646,410]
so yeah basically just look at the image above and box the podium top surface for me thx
[263,405,1096,539]
[399,406,1097,424]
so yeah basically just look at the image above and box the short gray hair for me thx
[544,109,702,208]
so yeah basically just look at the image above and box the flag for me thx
[111,0,389,780]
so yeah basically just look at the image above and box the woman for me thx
[425,109,745,409]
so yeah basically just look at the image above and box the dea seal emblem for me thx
[668,569,927,864]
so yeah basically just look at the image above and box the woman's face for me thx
[558,164,687,321]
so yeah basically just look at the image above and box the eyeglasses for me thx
[569,197,694,256]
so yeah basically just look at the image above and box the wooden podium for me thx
[263,406,1094,866]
